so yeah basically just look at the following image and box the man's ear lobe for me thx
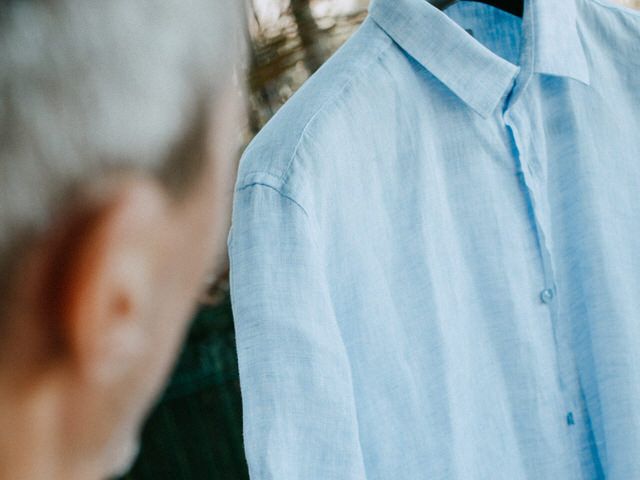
[51,177,170,383]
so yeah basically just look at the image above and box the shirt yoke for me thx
[235,17,393,204]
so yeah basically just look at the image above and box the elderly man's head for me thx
[0,1,244,478]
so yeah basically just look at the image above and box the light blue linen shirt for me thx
[228,0,640,478]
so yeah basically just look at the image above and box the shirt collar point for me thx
[535,56,592,87]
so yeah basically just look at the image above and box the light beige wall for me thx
[615,0,640,8]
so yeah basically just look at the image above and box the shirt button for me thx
[566,411,575,426]
[540,288,555,304]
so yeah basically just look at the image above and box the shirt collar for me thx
[369,0,590,118]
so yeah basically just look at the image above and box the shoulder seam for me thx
[278,22,393,185]
[235,181,325,254]
[237,181,311,219]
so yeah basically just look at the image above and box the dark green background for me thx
[117,297,249,480]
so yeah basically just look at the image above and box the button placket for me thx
[505,110,557,303]
[501,32,590,477]
[504,101,582,430]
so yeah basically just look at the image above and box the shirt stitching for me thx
[277,21,395,191]
[237,181,311,219]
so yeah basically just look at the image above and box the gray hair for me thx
[0,0,243,282]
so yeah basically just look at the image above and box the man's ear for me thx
[49,177,171,385]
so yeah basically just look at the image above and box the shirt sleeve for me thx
[228,183,367,480]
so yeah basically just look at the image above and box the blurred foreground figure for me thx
[0,1,244,479]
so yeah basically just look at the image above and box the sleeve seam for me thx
[237,181,311,219]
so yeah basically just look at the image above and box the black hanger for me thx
[430,0,523,17]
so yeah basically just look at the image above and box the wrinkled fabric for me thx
[228,0,640,478]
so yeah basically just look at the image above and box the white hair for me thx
[0,0,242,276]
